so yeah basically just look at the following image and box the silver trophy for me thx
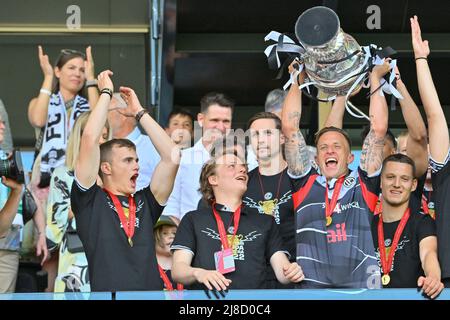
[295,6,365,96]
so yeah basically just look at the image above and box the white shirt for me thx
[162,139,210,220]
[246,145,259,172]
[126,127,161,191]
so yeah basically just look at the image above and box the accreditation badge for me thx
[214,248,235,274]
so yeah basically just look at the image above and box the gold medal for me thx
[381,274,390,286]
[326,216,332,226]
[128,237,133,247]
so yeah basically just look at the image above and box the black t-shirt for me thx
[431,151,450,278]
[71,180,164,292]
[372,210,436,288]
[243,167,295,260]
[171,204,287,290]
[409,172,426,214]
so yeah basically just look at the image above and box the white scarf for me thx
[39,92,89,185]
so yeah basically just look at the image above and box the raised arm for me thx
[84,46,99,109]
[281,62,311,176]
[360,62,390,175]
[171,250,232,291]
[75,70,113,187]
[119,87,180,205]
[28,46,54,128]
[411,15,449,163]
[395,67,428,177]
[323,96,346,129]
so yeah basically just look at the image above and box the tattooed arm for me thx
[281,62,311,176]
[360,62,390,175]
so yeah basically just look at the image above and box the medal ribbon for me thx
[377,208,410,280]
[212,203,241,250]
[158,264,183,291]
[104,189,136,245]
[325,176,345,222]
[421,194,429,215]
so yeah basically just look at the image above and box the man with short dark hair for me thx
[165,108,194,149]
[372,153,443,299]
[281,60,390,288]
[163,92,235,221]
[107,93,161,191]
[71,70,180,291]
[243,112,297,288]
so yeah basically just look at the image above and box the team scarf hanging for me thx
[39,92,89,186]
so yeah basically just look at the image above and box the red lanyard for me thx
[324,176,345,226]
[157,265,183,291]
[421,193,430,215]
[377,208,410,284]
[104,189,136,247]
[212,203,241,250]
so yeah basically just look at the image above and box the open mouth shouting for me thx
[325,157,338,169]
[130,173,139,189]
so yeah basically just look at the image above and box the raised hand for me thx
[370,59,391,79]
[38,46,53,78]
[288,58,306,85]
[97,70,114,92]
[410,15,430,59]
[84,46,96,81]
[119,86,144,116]
[394,65,401,82]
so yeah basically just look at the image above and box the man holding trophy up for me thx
[278,6,393,288]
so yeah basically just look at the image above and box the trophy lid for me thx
[295,6,340,47]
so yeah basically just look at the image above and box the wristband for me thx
[100,88,113,99]
[135,109,148,122]
[415,57,428,61]
[85,79,98,88]
[39,88,52,97]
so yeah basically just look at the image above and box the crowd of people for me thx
[0,15,448,299]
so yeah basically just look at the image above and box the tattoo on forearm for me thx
[288,112,301,130]
[360,129,385,173]
[285,131,311,176]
